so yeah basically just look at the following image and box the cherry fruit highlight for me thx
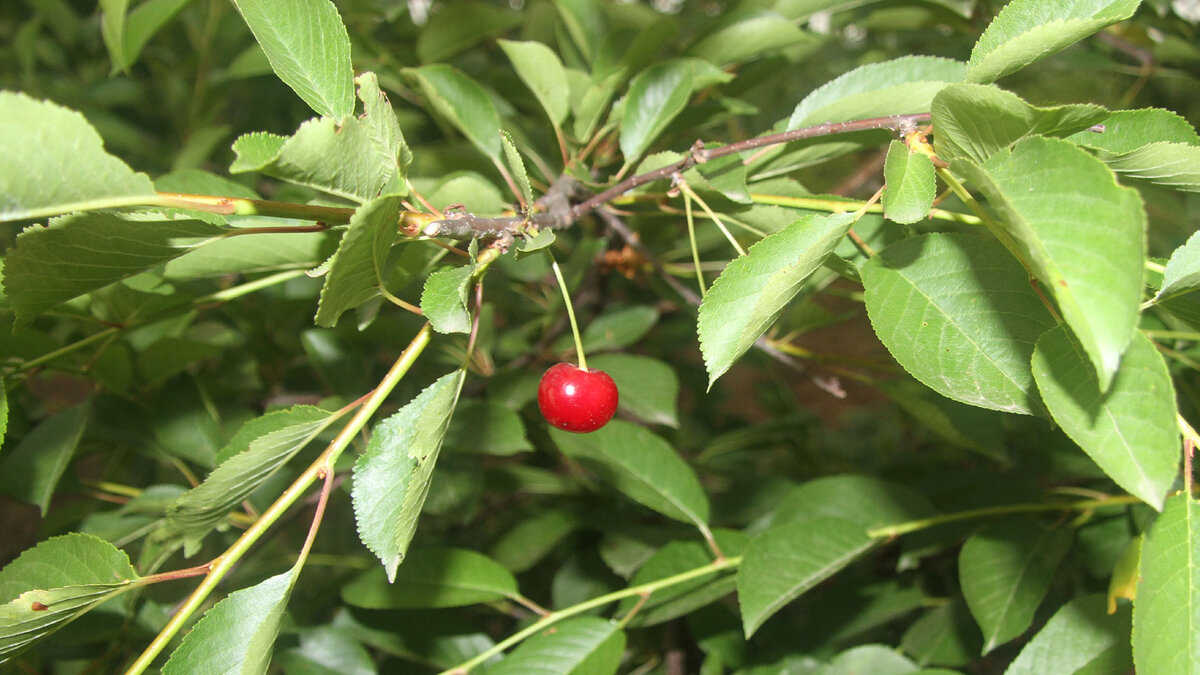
[537,363,619,433]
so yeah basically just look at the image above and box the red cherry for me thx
[537,363,619,433]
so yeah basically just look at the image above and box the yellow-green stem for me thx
[548,256,587,371]
[124,324,433,675]
[684,190,706,299]
[750,193,981,226]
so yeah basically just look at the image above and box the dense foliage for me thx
[2,0,1200,673]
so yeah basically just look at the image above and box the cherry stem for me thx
[549,255,587,371]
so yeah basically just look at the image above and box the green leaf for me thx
[164,227,336,279]
[901,602,980,668]
[488,509,579,573]
[549,419,710,529]
[352,372,462,581]
[1005,594,1132,675]
[737,518,876,637]
[416,1,522,63]
[1101,141,1200,193]
[826,645,920,675]
[341,547,517,609]
[3,213,225,324]
[691,150,752,204]
[500,130,534,209]
[232,73,410,203]
[1133,494,1200,674]
[587,354,679,427]
[277,625,376,675]
[770,474,938,530]
[787,56,965,130]
[0,533,141,664]
[954,137,1145,391]
[315,195,404,328]
[932,83,1108,165]
[619,60,696,166]
[1157,229,1200,304]
[162,567,297,674]
[959,520,1074,653]
[862,232,1057,415]
[699,212,854,388]
[578,305,660,353]
[0,402,89,514]
[965,0,1141,84]
[498,39,570,126]
[0,91,156,222]
[552,0,605,62]
[1032,328,1178,510]
[880,380,1009,463]
[405,65,502,162]
[882,140,936,224]
[229,0,354,118]
[166,407,336,554]
[489,617,625,675]
[1068,108,1200,153]
[444,400,532,456]
[686,8,809,66]
[101,0,194,73]
[420,264,476,335]
[615,531,748,627]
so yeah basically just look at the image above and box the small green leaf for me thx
[1108,535,1141,613]
[489,617,625,675]
[406,65,502,162]
[770,474,938,530]
[619,60,696,166]
[826,645,920,675]
[954,137,1145,391]
[691,149,752,204]
[352,372,463,581]
[231,73,410,203]
[882,140,936,224]
[965,0,1141,84]
[0,402,90,514]
[932,83,1108,165]
[1005,594,1132,675]
[686,8,810,66]
[315,195,404,328]
[0,533,141,665]
[552,0,605,62]
[787,56,965,130]
[737,518,876,637]
[1102,141,1200,193]
[515,228,556,258]
[587,354,680,427]
[699,212,854,388]
[1133,494,1200,674]
[498,39,570,126]
[101,0,193,73]
[421,264,476,335]
[341,547,517,609]
[500,130,534,210]
[1156,229,1200,307]
[229,0,354,118]
[0,91,156,223]
[1032,328,1178,510]
[959,520,1074,653]
[549,420,710,529]
[162,567,297,674]
[166,407,336,554]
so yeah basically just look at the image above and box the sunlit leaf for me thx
[315,195,405,328]
[1132,494,1200,674]
[0,91,156,223]
[489,617,625,675]
[1032,328,1178,510]
[699,212,854,388]
[405,65,502,162]
[1005,594,1132,675]
[498,39,570,126]
[882,140,936,224]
